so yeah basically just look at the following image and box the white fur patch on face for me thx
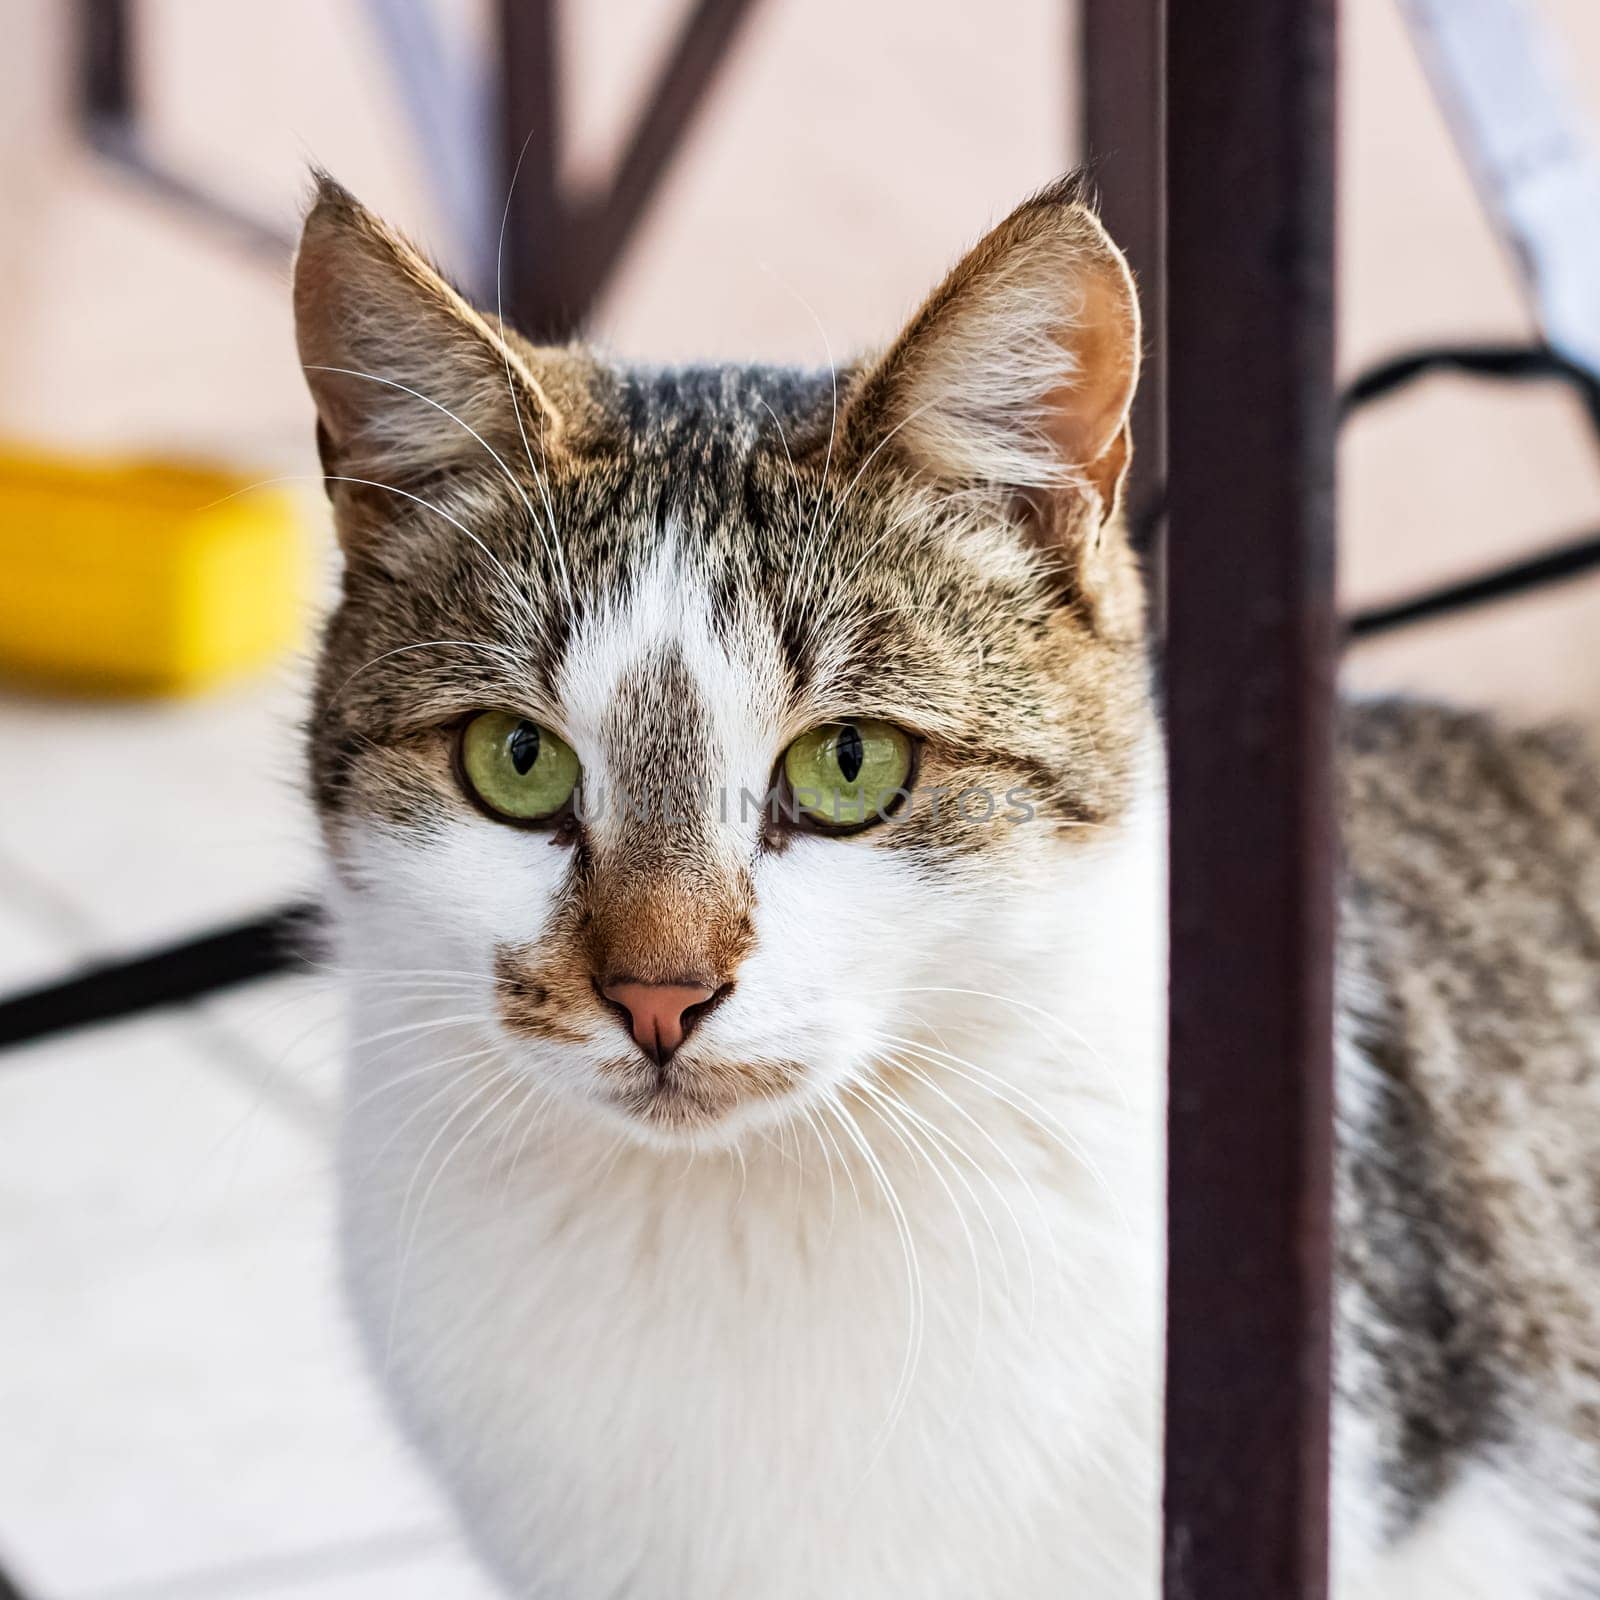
[552,529,787,863]
[337,811,569,982]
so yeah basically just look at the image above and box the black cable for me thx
[1347,529,1600,639]
[1136,343,1600,563]
[1338,341,1600,436]
[0,902,317,1052]
[1336,340,1600,640]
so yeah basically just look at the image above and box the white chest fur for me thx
[341,1030,1162,1599]
[334,804,1168,1597]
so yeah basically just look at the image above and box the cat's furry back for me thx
[1333,702,1600,1595]
[293,173,1600,1597]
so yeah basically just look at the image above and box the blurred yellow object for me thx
[0,446,307,695]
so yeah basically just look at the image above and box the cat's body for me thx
[1333,702,1600,1597]
[294,176,1600,1597]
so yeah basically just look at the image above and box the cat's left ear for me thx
[842,174,1141,558]
[293,172,575,490]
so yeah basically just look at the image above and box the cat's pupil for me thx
[508,721,540,776]
[836,723,864,784]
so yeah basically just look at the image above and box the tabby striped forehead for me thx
[322,365,1043,707]
[556,529,786,864]
[308,356,1146,839]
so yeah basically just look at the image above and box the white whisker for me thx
[875,1030,1132,1240]
[303,363,543,529]
[385,1065,526,1365]
[492,130,576,613]
[851,1078,987,1398]
[880,983,1129,1107]
[824,1094,923,1467]
[322,475,542,644]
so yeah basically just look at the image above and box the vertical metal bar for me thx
[1162,0,1338,1597]
[1080,0,1166,553]
[498,0,572,339]
[496,0,765,338]
[80,0,134,127]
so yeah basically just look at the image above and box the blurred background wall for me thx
[2,0,1599,721]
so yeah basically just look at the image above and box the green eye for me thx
[459,711,580,822]
[782,719,914,831]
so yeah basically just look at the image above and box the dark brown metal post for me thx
[499,0,571,339]
[1162,0,1339,1597]
[497,0,764,341]
[1080,0,1166,551]
[80,0,134,126]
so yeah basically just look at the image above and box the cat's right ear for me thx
[839,174,1142,571]
[293,173,570,494]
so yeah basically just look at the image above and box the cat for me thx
[293,172,1600,1598]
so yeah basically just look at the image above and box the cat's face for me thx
[296,175,1152,1147]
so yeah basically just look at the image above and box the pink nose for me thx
[601,980,718,1064]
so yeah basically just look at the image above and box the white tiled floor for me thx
[0,676,499,1597]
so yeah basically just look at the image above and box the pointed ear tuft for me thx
[292,174,567,487]
[844,173,1142,540]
